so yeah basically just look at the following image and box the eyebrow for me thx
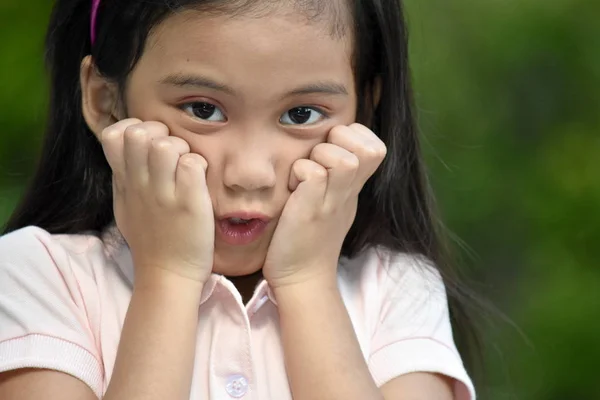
[159,73,348,98]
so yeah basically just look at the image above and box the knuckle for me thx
[349,122,365,131]
[179,153,208,172]
[123,118,143,125]
[102,119,143,141]
[326,126,347,143]
[151,137,173,152]
[363,142,387,160]
[329,124,348,137]
[340,154,360,170]
[291,159,305,176]
[378,149,387,160]
[170,136,192,153]
[179,153,200,166]
[362,146,380,158]
[375,144,388,159]
[168,136,185,146]
[310,166,328,181]
[155,192,174,208]
[124,125,148,142]
[310,143,328,157]
[100,125,121,144]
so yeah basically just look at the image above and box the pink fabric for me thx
[91,0,101,45]
[0,225,475,399]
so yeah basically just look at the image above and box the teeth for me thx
[230,217,251,224]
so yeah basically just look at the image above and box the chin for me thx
[212,249,266,277]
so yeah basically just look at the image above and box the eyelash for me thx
[179,101,330,126]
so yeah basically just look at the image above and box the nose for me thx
[223,143,277,192]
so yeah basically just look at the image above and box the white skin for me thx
[0,5,455,400]
[21,5,454,400]
[86,7,385,287]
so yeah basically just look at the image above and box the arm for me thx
[381,373,454,400]
[275,279,383,400]
[275,278,455,400]
[1,120,214,400]
[263,123,471,399]
[102,270,203,400]
[0,269,203,400]
[0,369,97,400]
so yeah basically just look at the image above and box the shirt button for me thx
[225,374,248,398]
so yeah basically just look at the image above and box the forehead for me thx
[137,7,354,94]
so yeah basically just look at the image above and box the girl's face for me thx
[123,7,357,277]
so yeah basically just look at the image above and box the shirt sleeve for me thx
[0,226,103,398]
[368,251,475,400]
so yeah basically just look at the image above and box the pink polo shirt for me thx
[0,225,475,399]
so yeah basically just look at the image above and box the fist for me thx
[100,119,215,284]
[263,123,386,288]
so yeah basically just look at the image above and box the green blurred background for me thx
[1,1,598,399]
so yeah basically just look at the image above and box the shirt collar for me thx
[101,222,278,307]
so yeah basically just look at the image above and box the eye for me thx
[182,102,226,122]
[280,107,326,126]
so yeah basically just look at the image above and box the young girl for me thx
[0,0,477,399]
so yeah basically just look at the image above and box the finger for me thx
[327,124,387,190]
[148,136,191,202]
[348,122,381,141]
[309,142,359,206]
[288,158,327,209]
[100,118,142,181]
[348,123,387,170]
[123,121,171,188]
[175,153,209,209]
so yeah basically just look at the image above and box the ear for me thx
[80,55,122,139]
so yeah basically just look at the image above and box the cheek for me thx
[276,137,321,170]
[181,134,223,188]
[123,81,162,120]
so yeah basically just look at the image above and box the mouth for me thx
[216,212,272,246]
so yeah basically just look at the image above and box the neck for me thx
[226,269,264,304]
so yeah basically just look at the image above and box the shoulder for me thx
[0,226,65,278]
[0,225,119,303]
[0,227,108,398]
[0,225,107,275]
[338,248,475,399]
[0,225,53,260]
[337,245,444,299]
[336,246,450,340]
[0,225,102,257]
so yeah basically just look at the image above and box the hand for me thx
[100,119,215,285]
[263,123,387,288]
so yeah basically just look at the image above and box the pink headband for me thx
[91,0,101,45]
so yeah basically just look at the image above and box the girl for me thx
[0,0,477,399]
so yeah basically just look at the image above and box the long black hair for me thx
[3,0,483,380]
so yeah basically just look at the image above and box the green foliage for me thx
[1,1,598,398]
[404,0,600,398]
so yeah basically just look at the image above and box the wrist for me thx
[271,275,339,305]
[134,266,206,306]
[267,261,338,291]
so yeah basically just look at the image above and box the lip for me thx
[217,211,272,222]
[216,211,272,246]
